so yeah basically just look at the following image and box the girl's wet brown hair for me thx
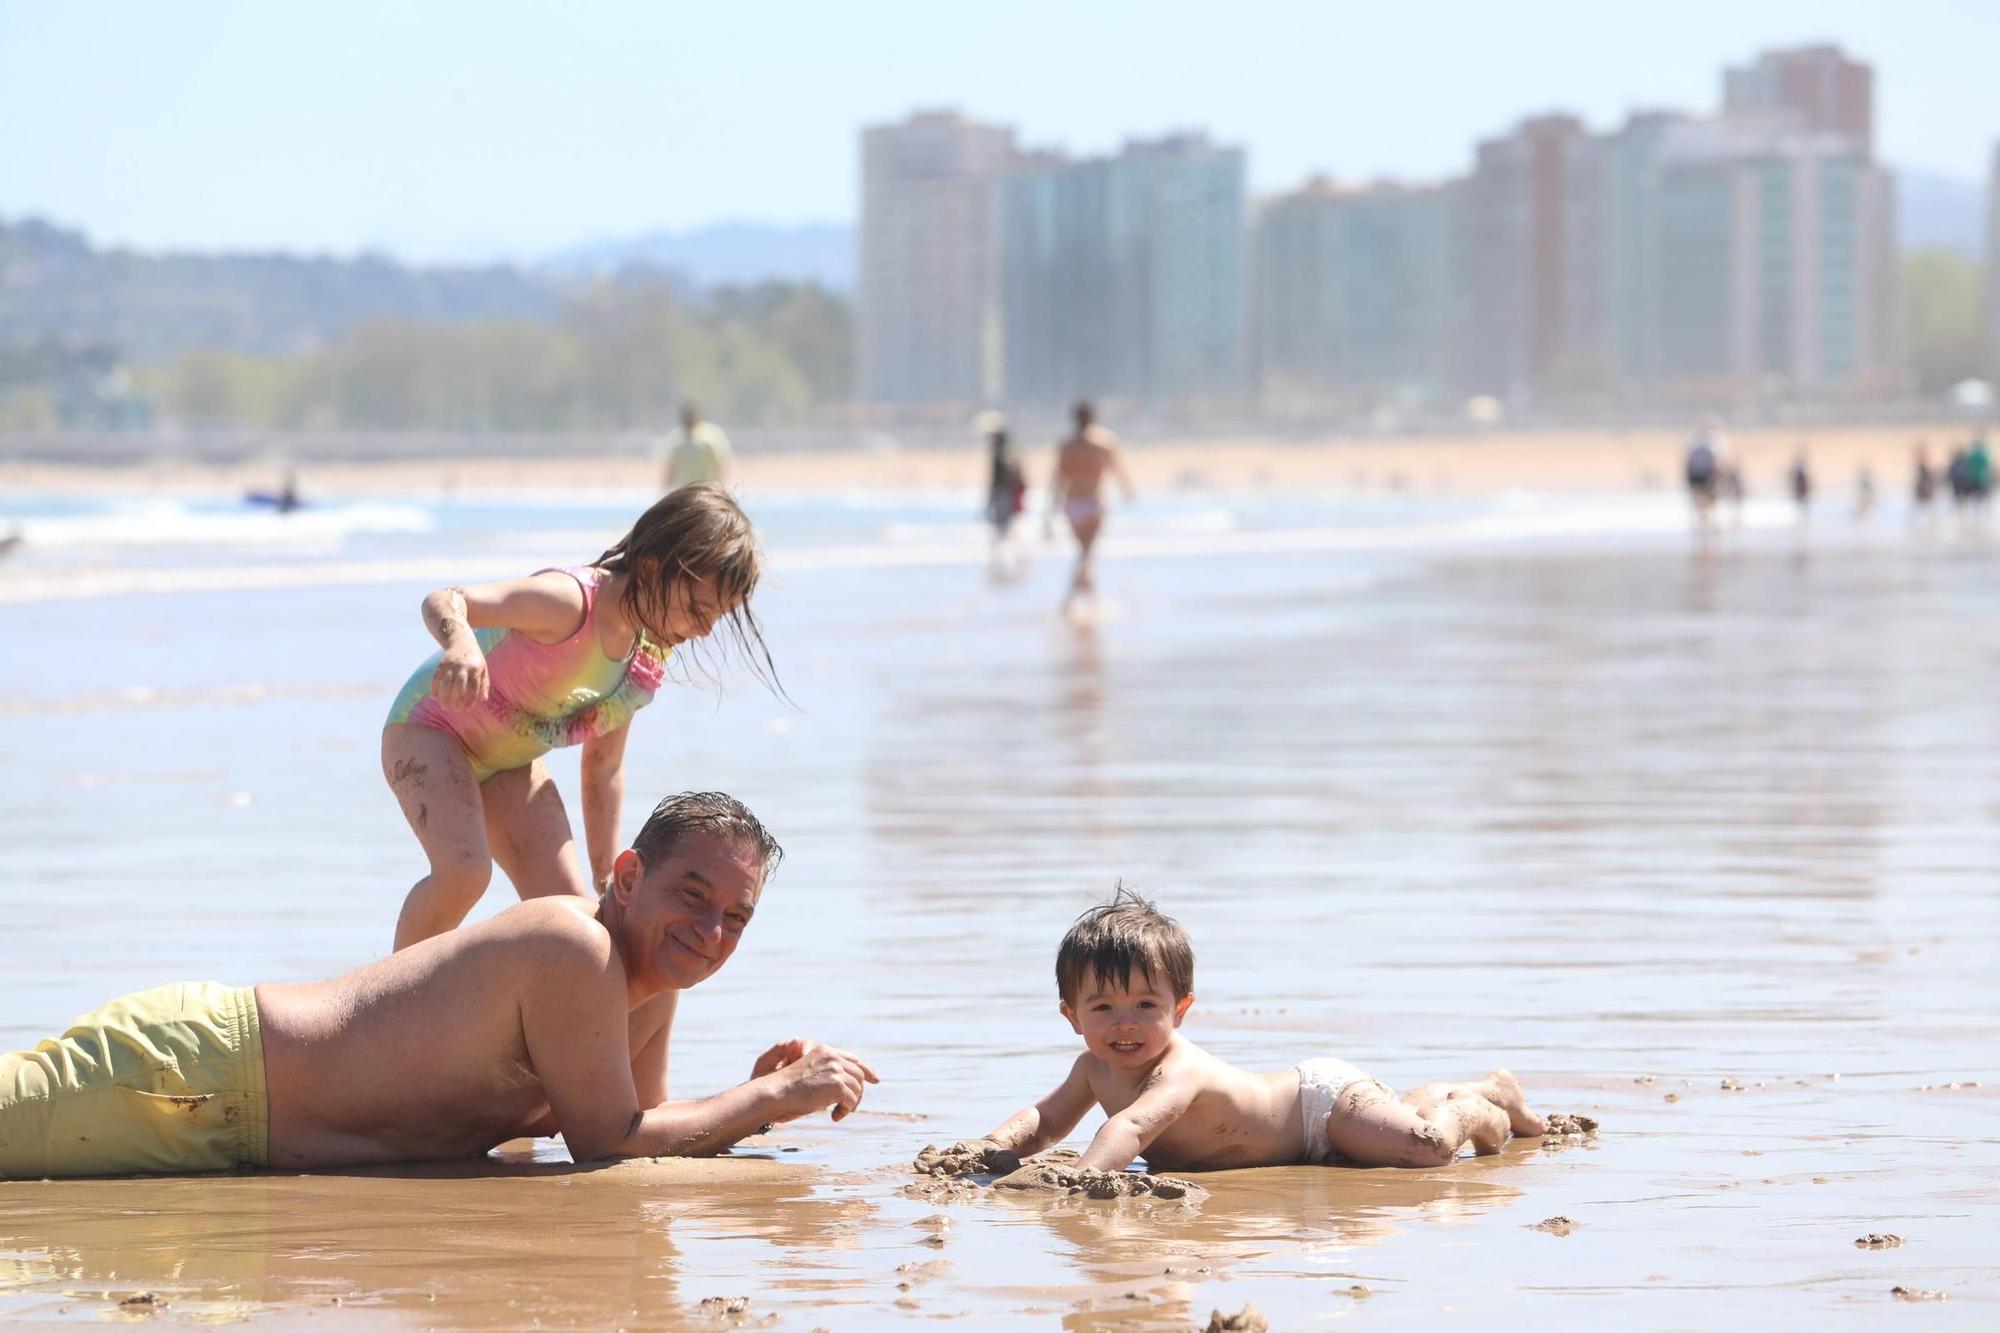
[595,483,781,695]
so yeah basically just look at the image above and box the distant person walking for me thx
[1968,433,1994,522]
[1788,448,1813,523]
[660,402,735,492]
[1048,400,1135,619]
[1913,442,1939,508]
[1683,418,1723,535]
[983,417,1029,581]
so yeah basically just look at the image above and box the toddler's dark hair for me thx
[1056,886,1194,1005]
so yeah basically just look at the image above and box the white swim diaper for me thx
[1295,1057,1390,1163]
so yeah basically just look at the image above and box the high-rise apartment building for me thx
[1724,45,1873,158]
[1461,115,1590,399]
[857,111,1017,411]
[1250,178,1459,411]
[999,133,1245,413]
[1654,119,1895,393]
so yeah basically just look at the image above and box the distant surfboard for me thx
[243,490,305,513]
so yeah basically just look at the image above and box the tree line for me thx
[138,280,852,432]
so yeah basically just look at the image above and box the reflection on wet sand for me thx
[0,1147,863,1327]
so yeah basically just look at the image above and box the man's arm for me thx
[579,723,630,890]
[1072,1066,1200,1172]
[519,929,878,1161]
[980,1054,1096,1158]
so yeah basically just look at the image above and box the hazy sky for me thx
[4,0,1995,263]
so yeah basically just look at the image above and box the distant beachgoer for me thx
[1854,466,1876,521]
[1969,434,1993,512]
[1913,443,1938,508]
[1048,401,1136,616]
[1788,449,1813,520]
[1947,448,1972,511]
[1684,420,1722,532]
[0,793,880,1179]
[943,890,1548,1180]
[984,421,1029,580]
[382,485,775,951]
[660,403,735,492]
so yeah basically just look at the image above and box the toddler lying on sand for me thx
[939,890,1547,1186]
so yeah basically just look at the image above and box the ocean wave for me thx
[5,499,434,550]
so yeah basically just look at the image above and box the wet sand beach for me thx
[2,467,1997,1327]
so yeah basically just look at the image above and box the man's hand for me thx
[750,1037,815,1080]
[767,1042,879,1122]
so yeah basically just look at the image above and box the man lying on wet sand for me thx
[0,792,878,1179]
[949,890,1545,1184]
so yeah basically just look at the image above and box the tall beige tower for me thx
[857,111,1017,413]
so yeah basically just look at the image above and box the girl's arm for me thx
[981,1054,1096,1158]
[419,573,590,709]
[580,722,631,889]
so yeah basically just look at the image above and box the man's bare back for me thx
[260,898,618,1168]
[1055,427,1123,508]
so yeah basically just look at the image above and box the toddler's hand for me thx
[913,1139,1021,1178]
[431,647,489,709]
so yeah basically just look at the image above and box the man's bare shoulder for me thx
[468,898,616,968]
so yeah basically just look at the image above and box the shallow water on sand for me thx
[2,495,1997,1327]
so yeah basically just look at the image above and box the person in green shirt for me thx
[660,403,735,492]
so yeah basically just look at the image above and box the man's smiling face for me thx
[611,831,764,993]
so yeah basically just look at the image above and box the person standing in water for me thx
[1048,400,1135,616]
[382,485,776,951]
[984,417,1029,581]
[659,402,735,493]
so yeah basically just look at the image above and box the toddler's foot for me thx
[1480,1068,1547,1137]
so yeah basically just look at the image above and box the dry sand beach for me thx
[1,427,1997,1328]
[0,420,1981,500]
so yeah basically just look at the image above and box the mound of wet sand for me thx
[913,1139,1022,1179]
[1541,1113,1601,1151]
[992,1161,1206,1201]
[1202,1304,1269,1331]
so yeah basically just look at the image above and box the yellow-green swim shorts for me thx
[0,981,269,1178]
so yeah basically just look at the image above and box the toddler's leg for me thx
[1405,1068,1547,1138]
[1321,1069,1541,1168]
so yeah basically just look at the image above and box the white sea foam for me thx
[9,499,433,550]
[0,491,1881,604]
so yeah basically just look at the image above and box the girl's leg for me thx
[1322,1070,1531,1168]
[383,723,493,951]
[481,758,594,901]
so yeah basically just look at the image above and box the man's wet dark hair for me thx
[1056,886,1194,1005]
[1072,399,1095,428]
[631,791,783,884]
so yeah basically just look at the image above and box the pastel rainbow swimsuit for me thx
[385,566,669,782]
